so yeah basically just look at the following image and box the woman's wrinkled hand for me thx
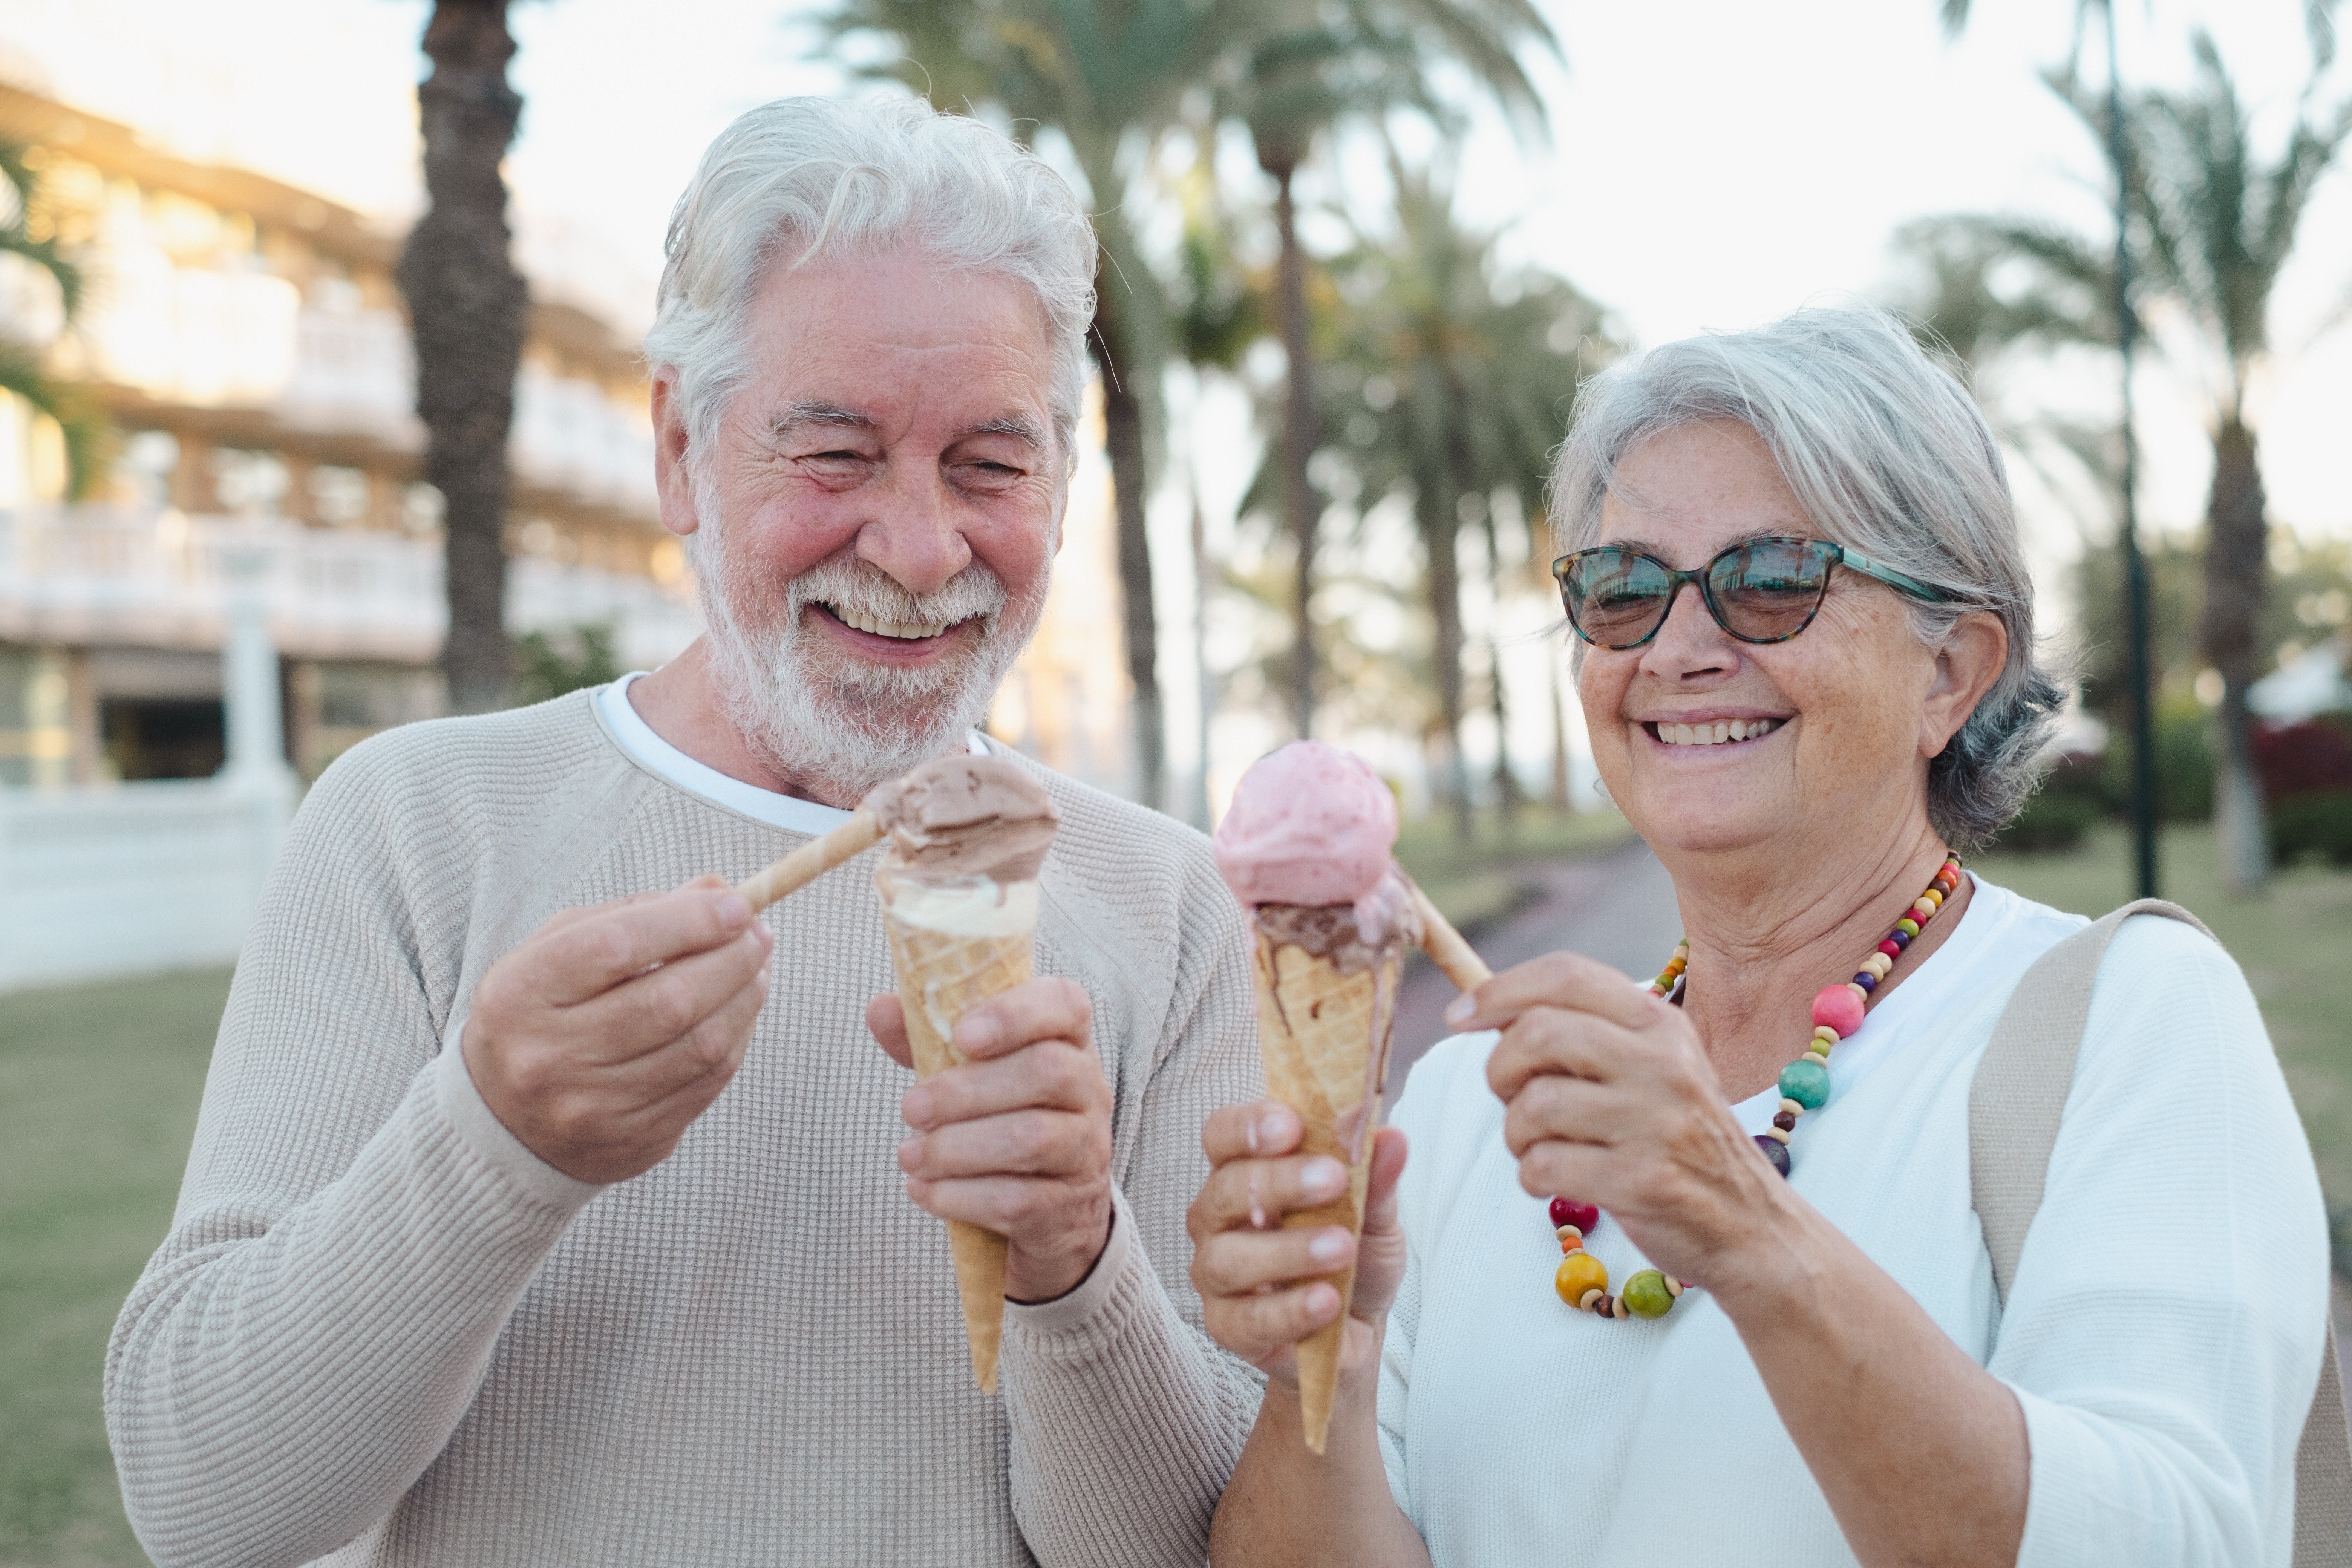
[1187,1101,1408,1384]
[1448,953,1796,1299]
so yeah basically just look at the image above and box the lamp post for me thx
[2102,2,2160,901]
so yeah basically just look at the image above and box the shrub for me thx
[1994,789,2099,853]
[2271,791,2352,868]
[513,621,623,706]
[2255,717,2352,801]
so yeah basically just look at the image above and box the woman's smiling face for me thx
[1577,419,1993,861]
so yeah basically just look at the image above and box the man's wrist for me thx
[1005,1200,1115,1305]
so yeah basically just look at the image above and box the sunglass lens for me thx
[1709,540,1831,642]
[1564,550,1673,648]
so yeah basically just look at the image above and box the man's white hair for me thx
[644,95,1099,466]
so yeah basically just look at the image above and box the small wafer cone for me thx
[880,894,1034,1393]
[1248,925,1404,1454]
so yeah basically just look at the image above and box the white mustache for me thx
[784,556,1007,639]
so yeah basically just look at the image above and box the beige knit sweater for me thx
[104,691,1266,1567]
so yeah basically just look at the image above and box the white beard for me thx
[689,482,1049,804]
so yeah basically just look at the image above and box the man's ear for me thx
[651,369,701,539]
[1920,609,2008,760]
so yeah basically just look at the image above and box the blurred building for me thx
[0,83,695,789]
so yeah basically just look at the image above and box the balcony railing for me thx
[0,505,700,669]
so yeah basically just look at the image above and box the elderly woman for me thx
[1189,309,2329,1565]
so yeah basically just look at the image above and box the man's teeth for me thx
[1655,717,1782,747]
[830,606,950,640]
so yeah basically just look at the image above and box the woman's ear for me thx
[1921,611,2008,759]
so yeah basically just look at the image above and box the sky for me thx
[7,0,2345,545]
[3,0,2348,790]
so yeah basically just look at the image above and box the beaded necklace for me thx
[1548,852,1964,1322]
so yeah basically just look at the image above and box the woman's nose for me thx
[1640,583,1736,678]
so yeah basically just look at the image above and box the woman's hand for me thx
[1187,1101,1409,1383]
[1449,952,1798,1301]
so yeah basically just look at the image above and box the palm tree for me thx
[818,0,1226,810]
[1906,40,2352,893]
[1214,0,1554,740]
[0,141,107,498]
[401,0,530,715]
[1321,158,1607,838]
[1935,0,2345,898]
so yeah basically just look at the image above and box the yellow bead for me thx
[1556,1251,1609,1307]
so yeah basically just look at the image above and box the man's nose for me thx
[853,467,972,596]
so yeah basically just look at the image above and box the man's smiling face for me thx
[655,247,1067,799]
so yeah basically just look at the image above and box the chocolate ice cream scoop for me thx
[862,755,1060,884]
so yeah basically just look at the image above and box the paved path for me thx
[1386,835,1682,1109]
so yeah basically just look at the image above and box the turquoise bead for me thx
[1779,1056,1831,1110]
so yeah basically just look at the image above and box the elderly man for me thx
[106,97,1261,1567]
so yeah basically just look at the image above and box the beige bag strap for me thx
[1971,898,2352,1565]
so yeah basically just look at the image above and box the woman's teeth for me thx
[828,606,950,640]
[1652,717,1782,747]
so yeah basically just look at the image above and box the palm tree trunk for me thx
[401,0,527,715]
[1090,283,1164,809]
[2202,415,2269,892]
[1266,156,1319,740]
[1420,486,1470,844]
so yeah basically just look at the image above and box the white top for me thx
[594,672,986,835]
[1379,877,2330,1567]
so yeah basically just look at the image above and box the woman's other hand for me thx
[1188,1101,1409,1381]
[1452,952,1796,1303]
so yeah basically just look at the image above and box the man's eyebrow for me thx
[769,402,877,439]
[960,414,1046,450]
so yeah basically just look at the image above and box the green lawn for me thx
[1974,824,2352,1210]
[0,969,226,1568]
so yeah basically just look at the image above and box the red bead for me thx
[1549,1197,1600,1233]
[1810,985,1865,1037]
[1877,939,1902,959]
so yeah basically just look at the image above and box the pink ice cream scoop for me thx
[1214,742,1403,934]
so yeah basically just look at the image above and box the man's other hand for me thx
[867,978,1113,1303]
[465,875,774,1184]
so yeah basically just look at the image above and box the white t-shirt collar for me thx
[593,671,989,836]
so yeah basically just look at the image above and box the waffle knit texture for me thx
[104,689,1266,1568]
[1379,877,2330,1566]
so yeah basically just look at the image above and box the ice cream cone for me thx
[880,885,1035,1393]
[1248,923,1405,1454]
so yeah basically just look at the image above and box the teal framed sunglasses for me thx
[1551,536,1952,651]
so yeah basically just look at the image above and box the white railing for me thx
[0,775,286,991]
[0,506,700,669]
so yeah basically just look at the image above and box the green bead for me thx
[1896,917,1921,937]
[1622,1269,1675,1319]
[1779,1056,1831,1110]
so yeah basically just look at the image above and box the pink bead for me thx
[1811,984,1866,1036]
[1877,939,1902,959]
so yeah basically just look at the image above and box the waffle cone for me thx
[1248,923,1404,1454]
[881,899,1034,1394]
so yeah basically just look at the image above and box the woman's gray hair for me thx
[645,96,1098,468]
[1551,306,2070,851]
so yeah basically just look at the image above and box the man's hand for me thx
[866,978,1113,1303]
[464,876,774,1184]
